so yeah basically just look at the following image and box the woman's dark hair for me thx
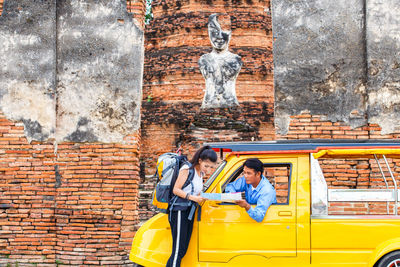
[189,145,218,168]
[243,158,263,175]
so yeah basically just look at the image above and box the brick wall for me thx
[279,111,400,215]
[0,0,3,16]
[127,0,146,30]
[144,0,273,103]
[277,111,400,140]
[324,156,400,215]
[0,112,141,266]
[141,101,274,173]
[138,101,274,222]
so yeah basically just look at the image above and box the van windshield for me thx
[203,160,227,191]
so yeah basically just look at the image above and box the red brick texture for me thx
[319,157,400,215]
[127,0,146,30]
[144,1,273,103]
[0,112,141,266]
[279,111,400,215]
[277,111,400,140]
[138,101,275,222]
[142,0,274,147]
[141,101,274,172]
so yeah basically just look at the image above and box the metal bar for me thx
[374,154,390,214]
[328,189,396,202]
[383,155,398,215]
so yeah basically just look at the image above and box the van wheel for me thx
[377,251,400,267]
[133,263,144,267]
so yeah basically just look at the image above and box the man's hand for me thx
[235,199,251,211]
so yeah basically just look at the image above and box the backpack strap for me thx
[182,166,197,220]
[167,157,184,200]
[168,163,196,216]
[181,165,195,190]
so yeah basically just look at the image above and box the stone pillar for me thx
[272,0,367,136]
[273,0,400,139]
[366,0,400,134]
[0,0,144,265]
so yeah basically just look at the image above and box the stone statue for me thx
[199,14,242,109]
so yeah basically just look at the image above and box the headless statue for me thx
[199,14,243,109]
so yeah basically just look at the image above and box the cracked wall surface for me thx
[0,0,56,142]
[272,0,367,135]
[57,0,144,143]
[272,0,400,136]
[366,0,400,134]
[0,0,144,143]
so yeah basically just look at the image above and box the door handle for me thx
[209,201,220,207]
[278,211,292,216]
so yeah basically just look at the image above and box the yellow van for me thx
[130,140,400,267]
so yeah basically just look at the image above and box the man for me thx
[225,158,277,222]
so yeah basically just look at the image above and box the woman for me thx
[166,146,217,267]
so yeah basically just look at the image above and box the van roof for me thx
[205,139,400,154]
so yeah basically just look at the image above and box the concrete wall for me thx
[367,0,400,134]
[0,0,57,142]
[273,0,400,136]
[0,0,144,143]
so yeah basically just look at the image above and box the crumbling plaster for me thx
[0,0,144,143]
[272,0,400,136]
[0,0,56,141]
[272,0,367,135]
[367,0,400,134]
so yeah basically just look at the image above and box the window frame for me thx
[221,162,293,206]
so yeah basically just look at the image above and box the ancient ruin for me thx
[199,14,242,108]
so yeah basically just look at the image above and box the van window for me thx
[317,156,400,215]
[222,163,292,204]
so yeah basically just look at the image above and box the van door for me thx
[198,158,297,263]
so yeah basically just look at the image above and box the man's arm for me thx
[225,176,246,193]
[246,191,276,223]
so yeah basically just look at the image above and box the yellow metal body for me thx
[130,152,400,267]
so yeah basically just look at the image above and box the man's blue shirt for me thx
[225,175,277,222]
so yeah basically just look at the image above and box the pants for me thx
[166,208,194,267]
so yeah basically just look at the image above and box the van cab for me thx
[130,140,400,267]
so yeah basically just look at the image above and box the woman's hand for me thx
[190,195,205,204]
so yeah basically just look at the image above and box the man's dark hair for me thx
[243,158,263,175]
